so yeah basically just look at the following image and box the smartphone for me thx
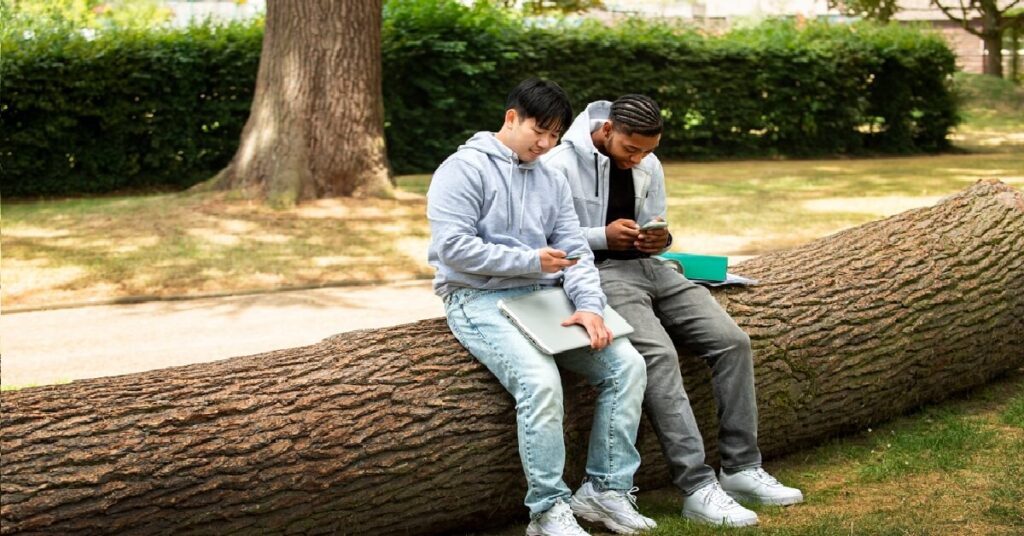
[640,220,668,231]
[565,251,585,261]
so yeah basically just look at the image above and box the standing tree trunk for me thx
[932,0,1013,78]
[210,0,392,205]
[2,181,1022,535]
[983,30,1005,78]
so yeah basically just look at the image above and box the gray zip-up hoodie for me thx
[542,101,669,252]
[427,131,606,315]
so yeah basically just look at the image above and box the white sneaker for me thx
[570,480,657,534]
[527,500,590,536]
[681,481,759,527]
[719,467,804,506]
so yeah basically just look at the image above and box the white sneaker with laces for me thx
[719,467,804,506]
[526,500,590,536]
[569,480,657,534]
[681,481,759,527]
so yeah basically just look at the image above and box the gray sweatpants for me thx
[598,257,762,495]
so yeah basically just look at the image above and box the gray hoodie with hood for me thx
[542,101,669,252]
[427,131,606,315]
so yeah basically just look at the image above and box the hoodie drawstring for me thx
[518,168,528,232]
[593,153,599,198]
[506,159,515,231]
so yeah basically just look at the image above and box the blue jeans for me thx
[444,285,647,516]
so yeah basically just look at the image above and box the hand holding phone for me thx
[640,220,668,231]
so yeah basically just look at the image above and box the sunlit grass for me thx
[661,153,1024,256]
[950,72,1024,153]
[1,191,433,308]
[4,152,1022,309]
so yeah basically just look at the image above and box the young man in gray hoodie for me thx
[542,95,803,528]
[427,79,657,536]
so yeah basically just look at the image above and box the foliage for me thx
[0,0,173,35]
[1,20,263,196]
[2,0,959,196]
[383,3,957,170]
[382,0,522,172]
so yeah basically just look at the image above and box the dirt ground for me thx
[0,281,444,388]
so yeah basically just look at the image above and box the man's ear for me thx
[503,108,518,129]
[601,121,613,136]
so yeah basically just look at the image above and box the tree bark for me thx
[210,0,392,205]
[2,180,1022,535]
[983,31,1005,78]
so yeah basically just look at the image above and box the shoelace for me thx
[551,504,581,532]
[619,486,641,508]
[751,467,782,486]
[702,483,738,509]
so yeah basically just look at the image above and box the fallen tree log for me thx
[2,180,1022,535]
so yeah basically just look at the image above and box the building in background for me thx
[577,0,1019,75]
[164,0,265,27]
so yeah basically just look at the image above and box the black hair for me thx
[505,78,573,134]
[610,94,663,136]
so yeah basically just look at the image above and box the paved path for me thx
[1,281,443,388]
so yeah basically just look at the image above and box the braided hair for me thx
[609,94,663,136]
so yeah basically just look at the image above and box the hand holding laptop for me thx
[561,310,613,350]
[497,288,635,355]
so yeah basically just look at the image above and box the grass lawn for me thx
[5,157,1022,310]
[1,190,435,308]
[469,371,1024,536]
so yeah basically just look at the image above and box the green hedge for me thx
[1,1,958,197]
[1,22,262,196]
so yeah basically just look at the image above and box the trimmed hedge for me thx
[1,1,958,197]
[1,22,262,196]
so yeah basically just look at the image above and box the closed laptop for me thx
[497,287,634,355]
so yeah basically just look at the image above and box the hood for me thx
[458,131,540,170]
[455,131,537,231]
[562,100,612,158]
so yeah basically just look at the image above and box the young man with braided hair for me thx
[428,79,657,536]
[542,95,803,527]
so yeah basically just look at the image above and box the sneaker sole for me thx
[723,490,804,506]
[681,508,758,528]
[570,501,649,535]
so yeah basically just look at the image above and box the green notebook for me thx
[657,252,728,282]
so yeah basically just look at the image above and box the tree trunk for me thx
[983,31,1005,78]
[210,0,392,205]
[2,181,1022,535]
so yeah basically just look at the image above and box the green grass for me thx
[1,191,434,308]
[1001,388,1024,428]
[856,408,995,482]
[659,153,1024,256]
[5,152,1021,308]
[951,72,1024,151]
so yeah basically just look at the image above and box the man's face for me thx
[601,123,661,170]
[501,110,561,163]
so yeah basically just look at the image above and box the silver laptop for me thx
[497,287,635,355]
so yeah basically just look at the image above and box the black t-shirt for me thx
[594,164,649,262]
